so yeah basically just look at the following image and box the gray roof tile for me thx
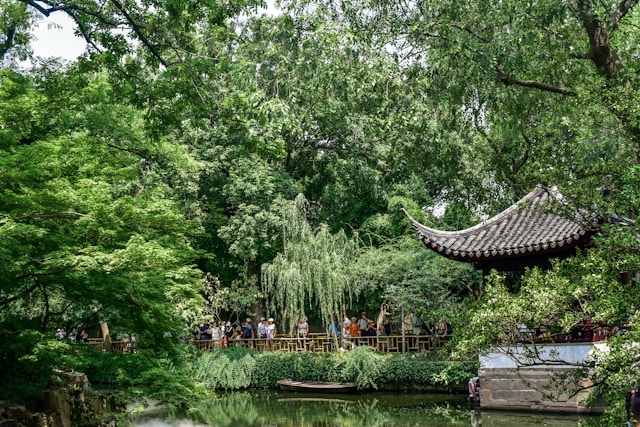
[404,186,594,262]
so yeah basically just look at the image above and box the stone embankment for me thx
[1,371,122,427]
[479,343,607,413]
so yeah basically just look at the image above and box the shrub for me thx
[188,348,478,391]
[341,346,382,389]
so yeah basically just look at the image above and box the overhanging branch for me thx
[495,66,576,95]
[108,0,168,68]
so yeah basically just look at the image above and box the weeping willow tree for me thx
[262,194,360,335]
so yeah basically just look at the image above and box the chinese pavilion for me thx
[404,185,596,275]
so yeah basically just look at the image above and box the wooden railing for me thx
[189,333,452,353]
[83,327,616,354]
[85,338,134,353]
[523,326,614,344]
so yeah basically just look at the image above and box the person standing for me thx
[297,316,309,350]
[348,316,360,347]
[358,312,369,345]
[245,318,254,338]
[363,319,378,346]
[327,316,340,338]
[241,321,253,347]
[266,318,276,349]
[211,321,222,348]
[382,315,391,336]
[122,334,131,353]
[358,313,369,336]
[342,316,351,337]
[233,321,242,346]
[364,319,377,336]
[627,385,640,427]
[258,317,268,339]
[221,323,228,348]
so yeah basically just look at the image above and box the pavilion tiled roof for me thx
[404,186,594,263]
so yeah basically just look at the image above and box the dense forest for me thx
[1,0,639,423]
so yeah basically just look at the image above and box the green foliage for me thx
[340,346,382,390]
[351,235,480,326]
[188,348,477,392]
[0,331,61,401]
[0,66,205,334]
[3,1,639,421]
[64,345,207,408]
[193,348,257,390]
[0,333,206,408]
[0,1,35,63]
[262,194,360,334]
[379,356,479,389]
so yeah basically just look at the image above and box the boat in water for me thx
[276,379,358,393]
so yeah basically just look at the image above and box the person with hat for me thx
[245,317,254,338]
[297,316,309,350]
[266,317,276,349]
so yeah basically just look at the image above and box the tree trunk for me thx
[100,322,112,353]
[247,259,264,335]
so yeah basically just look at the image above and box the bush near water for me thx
[191,347,478,391]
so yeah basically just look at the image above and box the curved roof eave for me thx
[404,185,595,262]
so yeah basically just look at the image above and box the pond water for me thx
[133,390,598,427]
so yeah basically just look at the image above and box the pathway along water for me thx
[133,390,596,427]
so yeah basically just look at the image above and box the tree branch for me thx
[0,282,39,307]
[108,0,168,68]
[18,0,58,17]
[436,24,576,96]
[495,66,576,95]
[0,23,17,60]
[609,0,638,32]
[577,0,624,80]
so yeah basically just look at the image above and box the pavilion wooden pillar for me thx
[101,322,113,352]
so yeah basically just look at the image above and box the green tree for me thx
[0,64,204,345]
[15,0,265,66]
[0,0,36,63]
[262,194,360,334]
[282,0,639,208]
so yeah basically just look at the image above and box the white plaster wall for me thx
[480,342,609,369]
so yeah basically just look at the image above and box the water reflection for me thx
[134,390,594,427]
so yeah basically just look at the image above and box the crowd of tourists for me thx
[55,327,89,343]
[188,317,277,348]
[54,327,137,353]
[186,312,400,347]
[333,312,392,338]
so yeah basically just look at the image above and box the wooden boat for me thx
[276,379,358,393]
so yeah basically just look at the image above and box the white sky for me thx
[30,3,278,61]
[31,13,86,60]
